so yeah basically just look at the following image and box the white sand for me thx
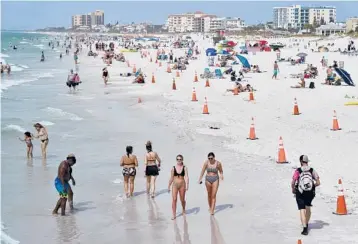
[100,34,358,243]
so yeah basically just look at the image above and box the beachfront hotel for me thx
[273,5,336,29]
[71,10,104,29]
[167,11,245,33]
[346,17,358,32]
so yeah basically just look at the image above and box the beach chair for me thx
[215,69,223,79]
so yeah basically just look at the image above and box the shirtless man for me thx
[52,154,77,216]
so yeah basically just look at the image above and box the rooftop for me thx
[316,23,346,30]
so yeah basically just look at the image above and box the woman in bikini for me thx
[120,146,139,198]
[144,141,161,198]
[33,123,49,159]
[168,154,189,220]
[102,67,109,85]
[198,152,224,215]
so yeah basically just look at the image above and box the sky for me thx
[1,1,358,30]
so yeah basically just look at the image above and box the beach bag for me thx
[297,168,314,194]
[309,82,315,89]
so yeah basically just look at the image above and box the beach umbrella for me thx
[296,52,308,57]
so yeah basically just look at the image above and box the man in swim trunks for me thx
[52,154,77,216]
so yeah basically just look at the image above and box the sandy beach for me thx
[1,32,358,244]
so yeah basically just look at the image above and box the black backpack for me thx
[309,82,315,89]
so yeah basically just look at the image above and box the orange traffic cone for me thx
[247,117,258,140]
[194,71,198,82]
[159,62,162,67]
[297,240,302,244]
[333,179,348,215]
[331,110,341,131]
[132,65,136,73]
[172,78,176,90]
[176,71,180,78]
[276,136,288,164]
[151,73,155,83]
[293,97,300,115]
[249,91,254,101]
[138,97,142,103]
[205,79,210,87]
[233,86,239,95]
[167,64,172,73]
[203,97,209,114]
[191,87,198,102]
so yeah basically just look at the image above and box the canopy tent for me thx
[335,68,355,86]
[236,55,251,68]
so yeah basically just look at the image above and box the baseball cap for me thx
[302,155,310,163]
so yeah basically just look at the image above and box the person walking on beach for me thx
[144,141,161,198]
[33,123,49,159]
[198,152,224,215]
[120,146,139,198]
[168,154,189,220]
[52,154,77,215]
[102,67,109,85]
[291,155,320,236]
[18,131,33,159]
[272,61,279,79]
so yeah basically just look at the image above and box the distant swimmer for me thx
[40,51,45,62]
[144,141,161,198]
[120,146,139,198]
[18,131,33,159]
[102,67,109,85]
[168,154,189,220]
[198,152,224,215]
[52,154,77,216]
[32,123,49,159]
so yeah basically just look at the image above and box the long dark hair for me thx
[208,152,215,158]
[126,146,133,157]
[146,141,152,152]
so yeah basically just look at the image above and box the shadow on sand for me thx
[73,201,96,212]
[215,204,234,214]
[176,207,200,218]
[155,188,169,197]
[309,220,330,230]
[133,190,146,197]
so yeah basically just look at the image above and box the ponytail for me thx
[126,146,133,158]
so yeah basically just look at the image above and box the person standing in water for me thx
[120,146,139,198]
[18,131,33,159]
[144,141,161,198]
[52,154,77,215]
[168,154,189,220]
[198,152,224,215]
[272,61,279,79]
[33,123,49,159]
[40,51,45,62]
[102,67,109,85]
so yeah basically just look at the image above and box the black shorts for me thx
[145,165,159,176]
[122,167,136,177]
[296,192,315,210]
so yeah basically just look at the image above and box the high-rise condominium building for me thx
[71,10,104,28]
[273,5,336,29]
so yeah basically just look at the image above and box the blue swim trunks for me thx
[54,177,70,198]
[273,70,278,76]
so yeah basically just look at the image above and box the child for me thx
[19,131,33,158]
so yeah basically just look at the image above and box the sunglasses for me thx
[208,157,214,160]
